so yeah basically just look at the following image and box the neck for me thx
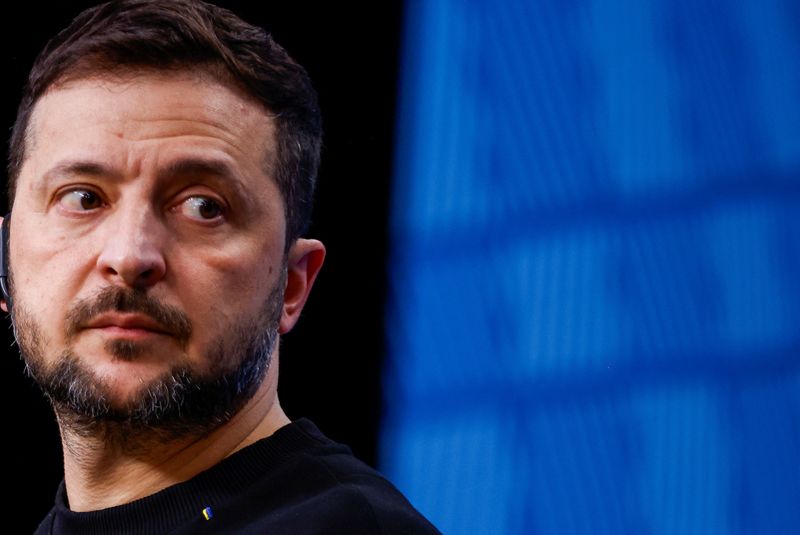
[58,361,290,512]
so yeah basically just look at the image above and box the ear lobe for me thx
[278,238,325,335]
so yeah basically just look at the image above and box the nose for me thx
[96,207,167,289]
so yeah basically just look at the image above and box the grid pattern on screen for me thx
[381,0,800,533]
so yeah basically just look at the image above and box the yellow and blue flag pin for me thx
[202,506,214,521]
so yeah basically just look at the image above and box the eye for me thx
[178,196,225,221]
[58,189,104,211]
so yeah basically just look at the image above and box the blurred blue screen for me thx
[381,0,800,533]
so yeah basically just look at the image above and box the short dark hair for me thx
[7,0,322,252]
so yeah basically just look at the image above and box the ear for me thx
[278,238,326,334]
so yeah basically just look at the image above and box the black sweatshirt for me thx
[34,418,440,534]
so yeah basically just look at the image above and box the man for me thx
[2,1,439,533]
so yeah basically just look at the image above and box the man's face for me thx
[8,72,289,440]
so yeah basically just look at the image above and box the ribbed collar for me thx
[43,418,341,535]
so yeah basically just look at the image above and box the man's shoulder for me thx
[300,438,439,529]
[224,418,440,534]
[33,419,441,535]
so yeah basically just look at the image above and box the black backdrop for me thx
[0,2,403,530]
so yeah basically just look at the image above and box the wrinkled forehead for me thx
[24,65,278,181]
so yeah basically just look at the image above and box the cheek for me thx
[13,264,85,316]
[169,241,282,325]
[11,270,75,351]
[167,247,282,373]
[11,210,88,278]
[10,228,88,339]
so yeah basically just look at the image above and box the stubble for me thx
[10,265,287,457]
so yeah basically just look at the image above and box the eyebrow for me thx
[160,158,244,185]
[41,157,250,194]
[160,158,251,202]
[42,160,121,186]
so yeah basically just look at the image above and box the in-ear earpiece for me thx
[0,213,12,313]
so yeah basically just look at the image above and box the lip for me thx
[85,313,172,337]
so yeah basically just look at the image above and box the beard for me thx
[10,264,286,456]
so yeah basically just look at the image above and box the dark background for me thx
[0,2,403,530]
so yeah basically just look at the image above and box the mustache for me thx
[64,286,192,344]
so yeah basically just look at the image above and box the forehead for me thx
[22,70,277,191]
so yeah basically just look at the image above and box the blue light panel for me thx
[382,1,800,533]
